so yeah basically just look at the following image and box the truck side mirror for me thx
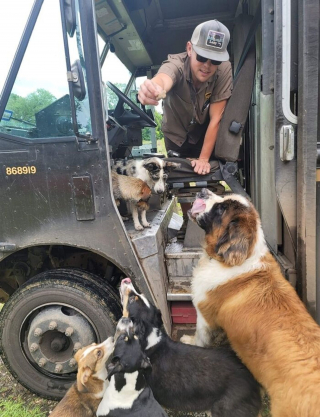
[70,60,86,101]
[63,0,76,37]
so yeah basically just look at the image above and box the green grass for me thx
[157,138,167,156]
[0,398,46,417]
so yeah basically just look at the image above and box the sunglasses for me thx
[195,53,222,66]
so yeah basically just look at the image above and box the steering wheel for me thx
[106,81,156,127]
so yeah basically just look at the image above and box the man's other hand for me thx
[191,159,211,175]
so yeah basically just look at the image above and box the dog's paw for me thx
[121,216,129,222]
[134,224,144,231]
[180,334,195,345]
[142,221,151,228]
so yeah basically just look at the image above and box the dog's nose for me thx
[120,317,131,324]
[122,278,131,284]
[198,188,209,199]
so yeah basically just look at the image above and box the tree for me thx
[6,89,56,124]
[105,83,127,110]
[154,110,163,141]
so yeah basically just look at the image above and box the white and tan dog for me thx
[50,337,114,417]
[113,158,179,230]
[112,171,152,230]
[186,188,320,417]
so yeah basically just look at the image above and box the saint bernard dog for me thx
[186,188,320,417]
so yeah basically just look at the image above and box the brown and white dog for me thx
[50,337,114,417]
[186,188,320,417]
[112,171,152,230]
[113,158,179,230]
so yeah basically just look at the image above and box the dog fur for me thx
[113,158,179,230]
[119,278,261,417]
[188,188,320,417]
[50,337,114,417]
[112,171,152,229]
[97,317,168,417]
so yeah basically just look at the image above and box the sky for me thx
[0,0,162,115]
[0,0,136,97]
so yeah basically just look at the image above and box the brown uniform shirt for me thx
[158,52,233,146]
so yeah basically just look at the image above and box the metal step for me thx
[165,241,201,281]
[167,280,192,301]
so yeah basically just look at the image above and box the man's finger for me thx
[138,91,159,106]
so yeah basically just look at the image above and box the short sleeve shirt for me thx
[158,52,233,146]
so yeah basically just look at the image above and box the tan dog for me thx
[111,171,152,230]
[50,337,114,417]
[187,188,320,417]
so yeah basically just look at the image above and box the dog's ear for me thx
[140,355,152,371]
[133,320,145,338]
[155,309,163,328]
[164,161,180,172]
[77,366,92,392]
[215,220,251,266]
[143,161,160,172]
[140,183,151,200]
[107,357,123,379]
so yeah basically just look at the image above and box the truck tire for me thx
[0,269,122,400]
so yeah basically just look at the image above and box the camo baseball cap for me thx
[191,20,230,62]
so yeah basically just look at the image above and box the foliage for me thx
[105,83,126,109]
[142,127,151,143]
[157,137,167,156]
[6,89,56,125]
[142,110,163,145]
[0,398,45,417]
[154,110,164,141]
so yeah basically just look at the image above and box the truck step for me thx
[167,280,192,301]
[165,241,201,282]
[171,323,196,341]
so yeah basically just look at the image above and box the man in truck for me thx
[138,19,232,177]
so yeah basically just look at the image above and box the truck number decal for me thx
[6,166,37,175]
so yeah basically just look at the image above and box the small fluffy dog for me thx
[111,171,151,230]
[188,188,320,417]
[50,337,114,417]
[97,317,168,417]
[113,158,179,230]
[119,278,261,417]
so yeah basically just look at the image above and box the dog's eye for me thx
[96,349,102,358]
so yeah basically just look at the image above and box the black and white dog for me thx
[119,278,262,417]
[113,157,179,230]
[97,317,168,417]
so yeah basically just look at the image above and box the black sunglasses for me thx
[195,53,222,66]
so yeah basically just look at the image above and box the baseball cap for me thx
[191,20,230,62]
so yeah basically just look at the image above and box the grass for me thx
[157,138,167,156]
[0,398,46,417]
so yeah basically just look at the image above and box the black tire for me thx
[0,269,122,400]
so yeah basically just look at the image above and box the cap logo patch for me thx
[206,30,225,49]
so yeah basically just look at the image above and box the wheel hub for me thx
[27,306,95,374]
